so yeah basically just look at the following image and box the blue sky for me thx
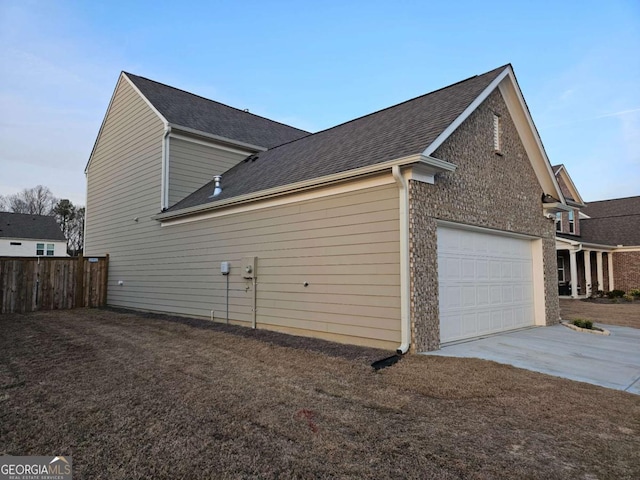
[1,0,638,206]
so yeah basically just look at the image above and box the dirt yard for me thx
[1,309,639,479]
[560,298,640,328]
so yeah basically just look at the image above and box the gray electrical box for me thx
[241,256,257,279]
[221,261,230,275]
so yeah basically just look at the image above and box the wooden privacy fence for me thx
[0,255,109,314]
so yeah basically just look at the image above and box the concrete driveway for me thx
[426,324,640,394]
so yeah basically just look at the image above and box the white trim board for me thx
[423,65,565,205]
[160,174,396,227]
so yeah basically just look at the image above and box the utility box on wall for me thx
[241,256,257,279]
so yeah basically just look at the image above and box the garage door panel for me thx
[438,226,535,344]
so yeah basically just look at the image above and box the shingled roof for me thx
[557,195,640,246]
[125,73,310,149]
[168,65,508,212]
[582,196,640,219]
[0,212,66,241]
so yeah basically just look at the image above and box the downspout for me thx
[392,165,411,354]
[160,124,172,210]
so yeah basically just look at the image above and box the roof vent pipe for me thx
[210,175,222,198]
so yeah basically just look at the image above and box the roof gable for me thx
[0,212,66,241]
[168,66,510,212]
[124,73,310,149]
[552,164,584,205]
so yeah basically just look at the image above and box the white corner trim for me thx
[161,126,171,210]
[531,239,546,326]
[159,175,395,227]
[423,67,511,156]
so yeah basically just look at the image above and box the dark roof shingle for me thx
[169,65,508,212]
[565,215,640,246]
[0,212,66,241]
[125,73,310,149]
[582,196,640,219]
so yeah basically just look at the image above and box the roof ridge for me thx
[259,64,510,154]
[123,72,311,135]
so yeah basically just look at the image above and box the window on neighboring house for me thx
[46,244,55,256]
[36,243,45,255]
[555,212,562,232]
[10,242,22,246]
[568,210,575,234]
[493,114,501,153]
[557,256,565,282]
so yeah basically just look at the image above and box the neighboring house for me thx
[553,167,640,296]
[0,212,68,257]
[85,64,567,352]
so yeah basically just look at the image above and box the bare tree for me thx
[0,194,7,211]
[7,185,58,215]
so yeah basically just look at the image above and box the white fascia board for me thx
[423,67,510,156]
[559,169,586,206]
[555,237,613,251]
[613,245,640,252]
[496,70,566,204]
[423,65,566,205]
[169,124,267,153]
[160,175,395,227]
[155,154,455,221]
[543,202,571,213]
[555,236,578,246]
[168,133,255,155]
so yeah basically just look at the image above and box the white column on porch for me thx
[584,250,592,297]
[596,251,604,292]
[569,250,578,298]
[608,252,615,291]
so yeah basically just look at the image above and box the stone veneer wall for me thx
[613,251,640,292]
[409,89,559,352]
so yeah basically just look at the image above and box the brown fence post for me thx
[75,254,85,308]
[102,254,109,306]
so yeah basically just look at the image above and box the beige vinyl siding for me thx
[168,138,251,206]
[101,180,400,350]
[85,76,164,259]
[85,76,400,349]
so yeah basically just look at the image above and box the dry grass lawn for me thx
[560,298,640,328]
[1,309,639,479]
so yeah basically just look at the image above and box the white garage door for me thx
[437,225,535,344]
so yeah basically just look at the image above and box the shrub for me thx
[629,289,640,298]
[623,294,634,302]
[595,290,605,298]
[606,289,625,299]
[572,319,594,329]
